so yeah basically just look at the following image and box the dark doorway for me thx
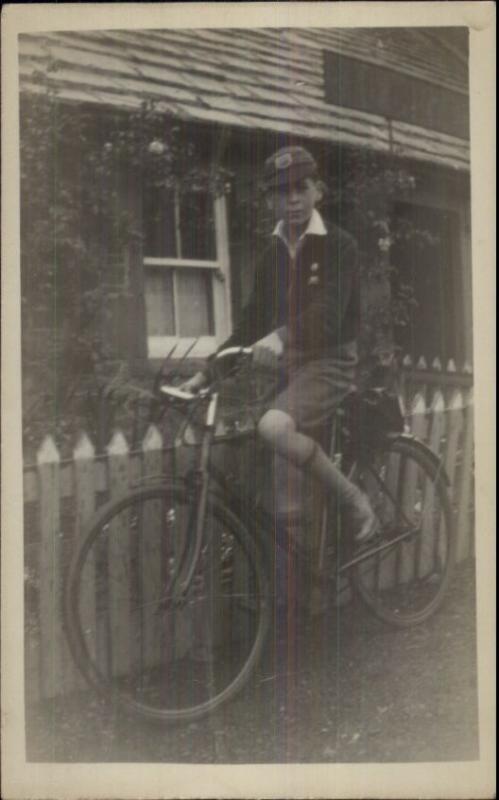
[392,202,465,365]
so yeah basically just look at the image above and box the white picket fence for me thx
[24,362,474,705]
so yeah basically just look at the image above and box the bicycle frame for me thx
[160,350,451,596]
[177,390,221,594]
[64,352,456,724]
[177,389,349,588]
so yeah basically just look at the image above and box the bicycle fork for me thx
[178,391,219,595]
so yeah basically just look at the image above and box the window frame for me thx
[143,191,232,360]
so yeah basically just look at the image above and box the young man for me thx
[183,145,377,544]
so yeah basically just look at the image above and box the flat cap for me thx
[264,146,318,188]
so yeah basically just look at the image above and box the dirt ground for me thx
[25,561,479,764]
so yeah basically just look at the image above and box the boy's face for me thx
[268,177,323,229]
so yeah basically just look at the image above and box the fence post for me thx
[444,391,464,499]
[107,431,132,679]
[408,391,428,442]
[37,436,64,700]
[419,391,445,577]
[140,425,164,671]
[457,389,475,561]
[428,390,446,462]
[69,433,98,691]
[142,424,163,481]
[401,354,413,409]
[400,393,428,583]
[415,356,428,403]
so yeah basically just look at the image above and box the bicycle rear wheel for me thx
[65,481,270,723]
[351,437,455,626]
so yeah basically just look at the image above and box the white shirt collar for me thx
[272,208,327,247]
[272,208,327,258]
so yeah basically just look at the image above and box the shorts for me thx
[270,342,358,431]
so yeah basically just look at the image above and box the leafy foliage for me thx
[324,149,429,368]
[20,84,231,455]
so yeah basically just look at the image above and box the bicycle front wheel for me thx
[65,482,270,723]
[351,437,455,626]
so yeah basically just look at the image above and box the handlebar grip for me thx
[159,385,198,401]
[214,346,253,361]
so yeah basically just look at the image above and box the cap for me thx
[264,146,318,188]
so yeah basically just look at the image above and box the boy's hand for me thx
[252,331,284,370]
[177,371,207,394]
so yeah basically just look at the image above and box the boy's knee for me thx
[257,409,295,448]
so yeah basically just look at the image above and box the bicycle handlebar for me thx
[159,385,200,402]
[159,347,253,402]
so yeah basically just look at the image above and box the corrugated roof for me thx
[18,27,470,171]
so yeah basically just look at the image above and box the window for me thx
[391,202,466,364]
[143,185,231,358]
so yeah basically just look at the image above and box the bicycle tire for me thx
[351,437,455,627]
[64,480,271,723]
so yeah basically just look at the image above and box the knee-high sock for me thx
[273,428,363,508]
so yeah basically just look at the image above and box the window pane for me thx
[179,192,217,260]
[145,269,175,335]
[143,186,177,257]
[177,269,214,337]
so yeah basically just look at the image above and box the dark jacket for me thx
[219,220,360,362]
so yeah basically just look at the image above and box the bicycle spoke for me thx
[351,439,454,626]
[67,484,269,720]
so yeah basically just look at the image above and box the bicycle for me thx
[64,347,455,723]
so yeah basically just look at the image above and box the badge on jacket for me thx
[308,263,320,285]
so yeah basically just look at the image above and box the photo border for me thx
[2,3,495,798]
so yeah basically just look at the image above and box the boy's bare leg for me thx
[272,454,305,516]
[258,409,377,542]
